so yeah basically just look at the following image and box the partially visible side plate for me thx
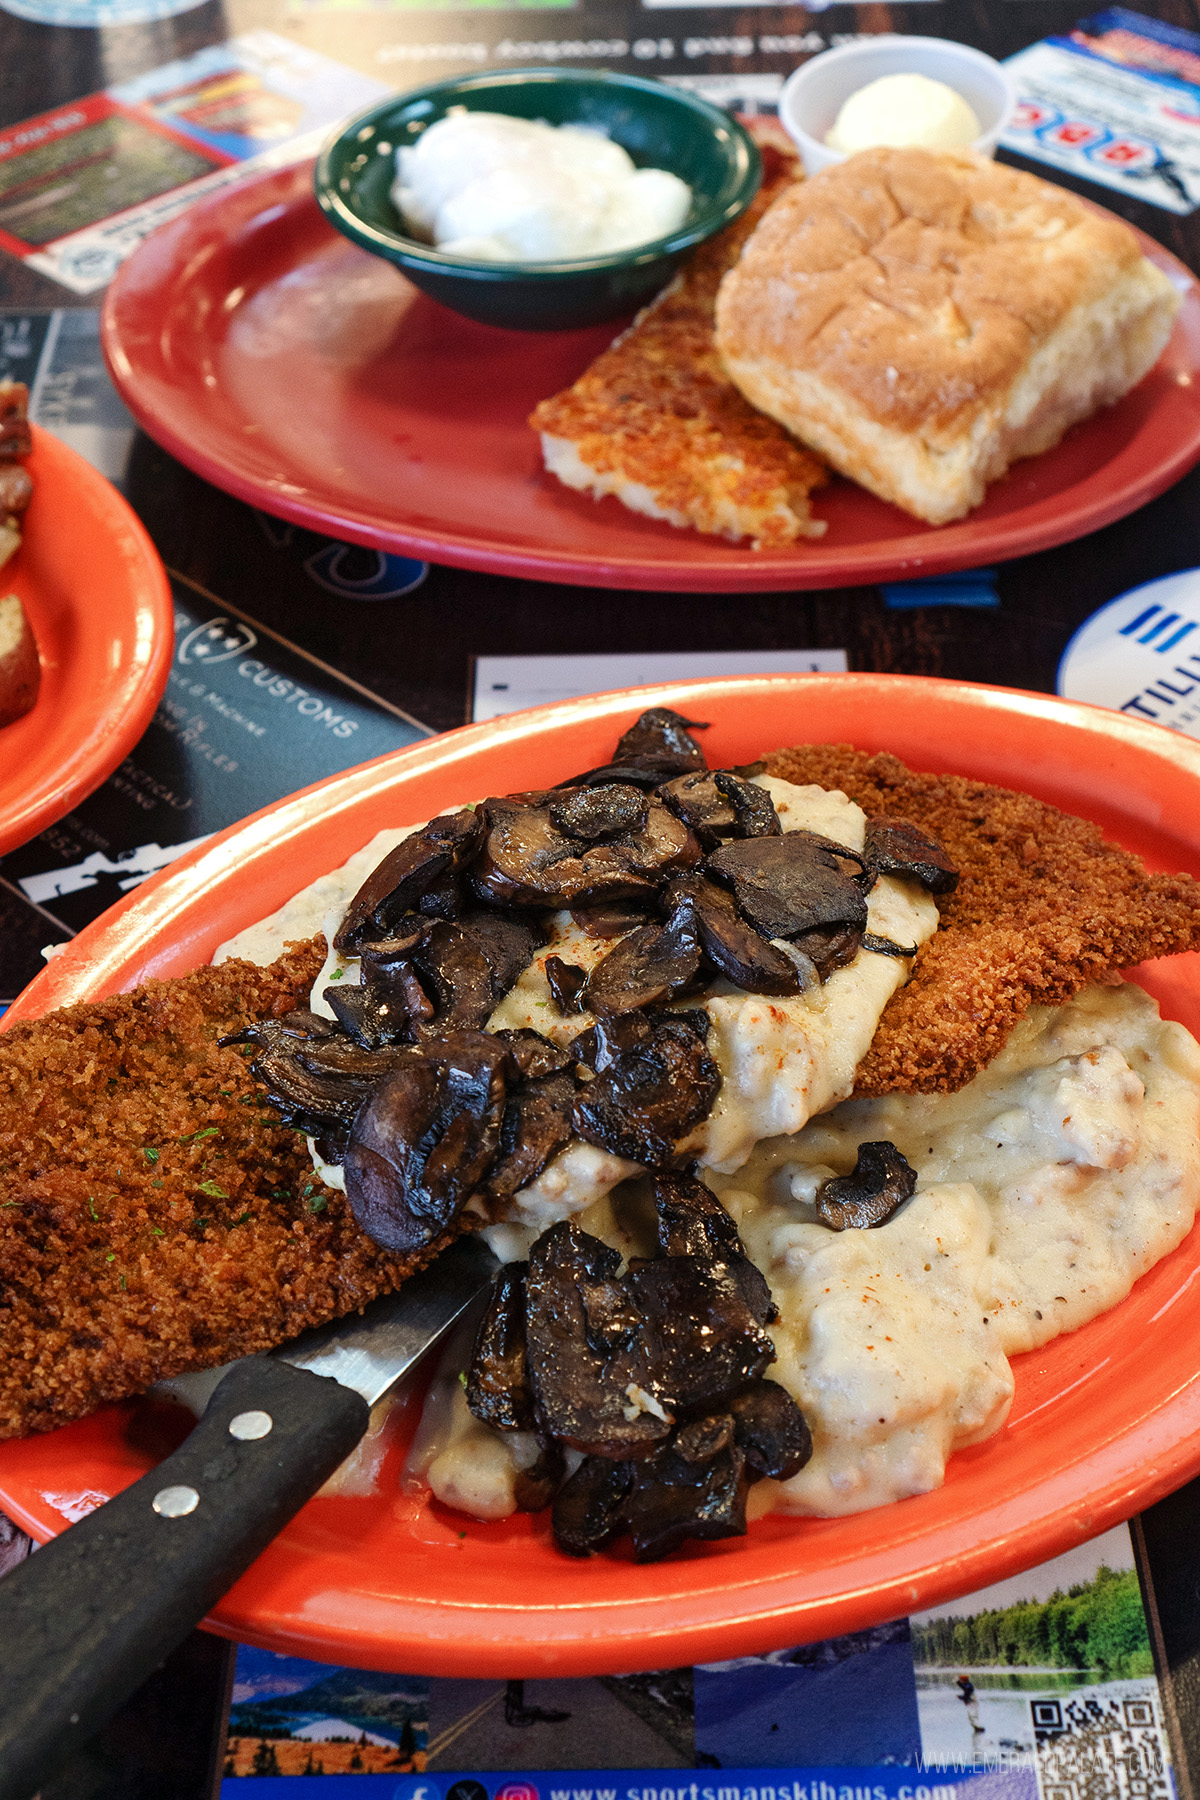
[0,425,173,857]
[100,161,1200,594]
[0,676,1199,1677]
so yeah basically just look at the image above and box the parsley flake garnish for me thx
[307,1194,328,1213]
[143,1147,159,1164]
[87,1196,99,1221]
[197,1180,227,1199]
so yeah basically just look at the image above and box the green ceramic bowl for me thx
[315,69,762,332]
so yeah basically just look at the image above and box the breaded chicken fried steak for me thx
[0,947,431,1441]
[715,148,1180,525]
[2,715,1199,1557]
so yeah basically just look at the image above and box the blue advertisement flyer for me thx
[217,1525,1172,1800]
[1002,7,1200,213]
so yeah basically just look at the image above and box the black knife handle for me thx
[0,1357,369,1800]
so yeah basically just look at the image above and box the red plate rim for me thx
[99,162,1200,594]
[0,425,173,858]
[3,673,1200,1675]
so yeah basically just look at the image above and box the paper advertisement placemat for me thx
[0,33,385,292]
[0,578,428,953]
[1057,567,1200,733]
[216,1523,1172,1796]
[472,651,848,723]
[1002,6,1200,213]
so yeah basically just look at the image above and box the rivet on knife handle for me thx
[0,1358,368,1800]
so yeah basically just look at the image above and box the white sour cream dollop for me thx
[392,109,692,263]
[825,73,980,154]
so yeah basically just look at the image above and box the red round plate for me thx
[100,163,1200,595]
[0,426,172,857]
[2,674,1200,1674]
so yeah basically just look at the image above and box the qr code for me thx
[1032,1687,1172,1800]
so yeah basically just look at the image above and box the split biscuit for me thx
[715,147,1181,524]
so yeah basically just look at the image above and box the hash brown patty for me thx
[530,139,828,550]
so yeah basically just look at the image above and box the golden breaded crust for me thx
[764,742,1200,1094]
[715,148,1180,523]
[530,141,827,550]
[6,749,1198,1438]
[0,944,457,1440]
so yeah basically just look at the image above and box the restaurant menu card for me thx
[216,1521,1175,1797]
[1002,7,1200,213]
[0,579,427,973]
[0,32,385,293]
[472,651,848,723]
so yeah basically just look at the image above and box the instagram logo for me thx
[496,1782,540,1800]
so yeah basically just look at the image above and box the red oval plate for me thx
[100,162,1200,594]
[0,425,172,857]
[2,674,1200,1675]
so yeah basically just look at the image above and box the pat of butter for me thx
[826,73,980,154]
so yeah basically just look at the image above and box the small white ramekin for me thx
[778,36,1017,176]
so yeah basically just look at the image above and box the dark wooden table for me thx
[3,0,1200,1793]
[7,0,1200,745]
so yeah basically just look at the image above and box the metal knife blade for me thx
[0,1231,502,1800]
[277,1232,501,1406]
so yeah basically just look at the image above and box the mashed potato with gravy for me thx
[410,980,1200,1522]
[707,980,1200,1515]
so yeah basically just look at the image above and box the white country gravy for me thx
[408,981,1200,1522]
[730,981,1200,1513]
[217,778,937,1210]
[215,783,1200,1526]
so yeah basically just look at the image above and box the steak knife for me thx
[0,1233,500,1800]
